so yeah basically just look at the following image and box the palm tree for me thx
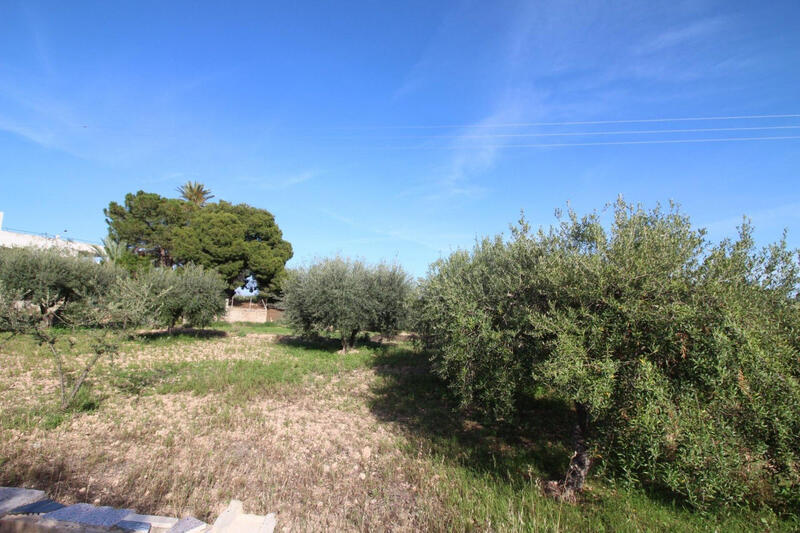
[177,181,215,206]
[92,236,127,264]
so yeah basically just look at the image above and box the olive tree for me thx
[0,247,119,325]
[153,264,227,329]
[101,264,226,330]
[416,200,800,510]
[0,250,135,410]
[0,248,225,409]
[367,262,413,337]
[284,257,412,352]
[0,282,38,347]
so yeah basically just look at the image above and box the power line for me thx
[332,113,800,131]
[500,135,800,148]
[323,124,800,141]
[2,225,101,245]
[370,135,800,150]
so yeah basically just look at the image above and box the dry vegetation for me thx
[0,325,795,531]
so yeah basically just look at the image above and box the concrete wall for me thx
[224,306,284,323]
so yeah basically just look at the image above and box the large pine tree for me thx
[104,191,292,294]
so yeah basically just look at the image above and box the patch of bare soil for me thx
[368,333,416,344]
[118,335,275,365]
[0,370,429,531]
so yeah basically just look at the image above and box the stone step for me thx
[209,501,275,533]
[121,513,179,532]
[5,499,64,516]
[0,488,273,533]
[114,520,153,532]
[166,516,208,533]
[0,488,46,517]
[42,503,134,528]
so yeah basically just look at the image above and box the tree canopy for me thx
[104,191,292,293]
[415,200,800,510]
[0,246,120,325]
[173,201,293,292]
[104,191,192,267]
[283,257,412,352]
[0,247,227,409]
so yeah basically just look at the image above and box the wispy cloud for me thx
[394,2,554,202]
[320,209,472,252]
[703,202,800,235]
[392,3,467,100]
[20,3,55,77]
[319,208,357,228]
[500,2,742,87]
[238,171,317,191]
[0,80,163,163]
[636,17,727,55]
[391,1,752,207]
[157,66,241,104]
[620,13,743,84]
[0,12,236,165]
[0,114,55,148]
[427,100,529,201]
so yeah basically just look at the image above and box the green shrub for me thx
[0,247,120,325]
[416,199,800,510]
[284,257,412,351]
[368,262,414,337]
[0,247,226,331]
[0,281,38,337]
[0,249,225,409]
[127,264,226,329]
[0,250,126,410]
[167,264,227,328]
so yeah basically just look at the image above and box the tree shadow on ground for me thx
[367,349,576,486]
[0,456,74,501]
[0,455,169,516]
[134,328,228,342]
[275,334,384,354]
[0,456,105,509]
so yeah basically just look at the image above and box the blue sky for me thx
[1,0,798,277]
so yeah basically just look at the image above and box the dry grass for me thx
[2,381,421,529]
[1,329,796,532]
[0,333,437,531]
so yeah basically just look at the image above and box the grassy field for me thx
[0,323,796,531]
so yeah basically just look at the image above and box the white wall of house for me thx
[0,211,98,255]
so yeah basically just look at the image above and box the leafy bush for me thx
[0,252,126,409]
[415,200,800,510]
[127,264,227,329]
[164,264,227,328]
[0,251,226,408]
[0,247,226,330]
[284,257,412,351]
[368,262,414,337]
[0,247,120,325]
[0,281,38,338]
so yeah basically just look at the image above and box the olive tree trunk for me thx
[561,402,591,501]
[340,329,359,353]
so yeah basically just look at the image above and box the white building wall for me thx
[0,212,98,255]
